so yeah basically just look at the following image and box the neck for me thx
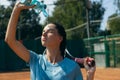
[45,48,63,64]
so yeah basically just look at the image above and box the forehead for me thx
[43,24,57,31]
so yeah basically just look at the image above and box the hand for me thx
[84,57,96,80]
[14,1,35,11]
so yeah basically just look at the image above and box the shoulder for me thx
[29,50,43,63]
[64,58,79,66]
[61,58,80,72]
[29,50,42,57]
[63,58,83,79]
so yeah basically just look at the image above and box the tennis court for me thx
[0,68,120,80]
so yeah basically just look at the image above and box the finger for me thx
[86,57,96,67]
[15,2,35,10]
[91,60,96,67]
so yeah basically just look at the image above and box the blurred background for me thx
[0,0,120,71]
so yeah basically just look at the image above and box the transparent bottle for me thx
[20,0,48,17]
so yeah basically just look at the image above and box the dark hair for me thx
[51,22,66,58]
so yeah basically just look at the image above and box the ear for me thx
[59,36,63,42]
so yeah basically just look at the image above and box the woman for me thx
[5,1,95,80]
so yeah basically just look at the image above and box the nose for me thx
[42,31,47,37]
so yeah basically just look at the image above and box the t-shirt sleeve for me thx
[29,50,39,66]
[28,51,40,80]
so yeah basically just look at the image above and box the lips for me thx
[41,37,46,41]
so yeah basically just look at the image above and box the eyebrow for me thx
[43,28,57,32]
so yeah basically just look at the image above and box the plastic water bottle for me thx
[20,0,48,17]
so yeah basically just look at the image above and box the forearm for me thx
[86,71,95,80]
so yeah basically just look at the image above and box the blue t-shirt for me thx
[29,51,83,80]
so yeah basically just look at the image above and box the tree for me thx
[114,0,120,14]
[108,14,120,34]
[0,0,43,40]
[90,2,105,37]
[45,0,86,39]
[0,5,12,40]
[45,0,105,39]
[17,9,42,40]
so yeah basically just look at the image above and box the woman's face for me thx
[41,23,63,48]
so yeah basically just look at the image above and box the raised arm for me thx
[5,2,34,62]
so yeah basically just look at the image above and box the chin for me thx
[41,43,46,47]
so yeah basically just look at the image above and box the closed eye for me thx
[42,29,56,34]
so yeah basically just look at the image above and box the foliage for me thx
[17,9,42,40]
[90,2,105,37]
[45,0,105,39]
[0,0,105,40]
[0,5,12,40]
[0,0,43,40]
[45,0,86,39]
[108,14,120,34]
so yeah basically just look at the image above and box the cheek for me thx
[48,36,57,42]
[48,35,61,44]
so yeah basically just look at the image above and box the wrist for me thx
[86,70,95,80]
[13,4,22,12]
[75,58,85,64]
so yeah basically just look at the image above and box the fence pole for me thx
[104,39,110,67]
[112,40,116,67]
